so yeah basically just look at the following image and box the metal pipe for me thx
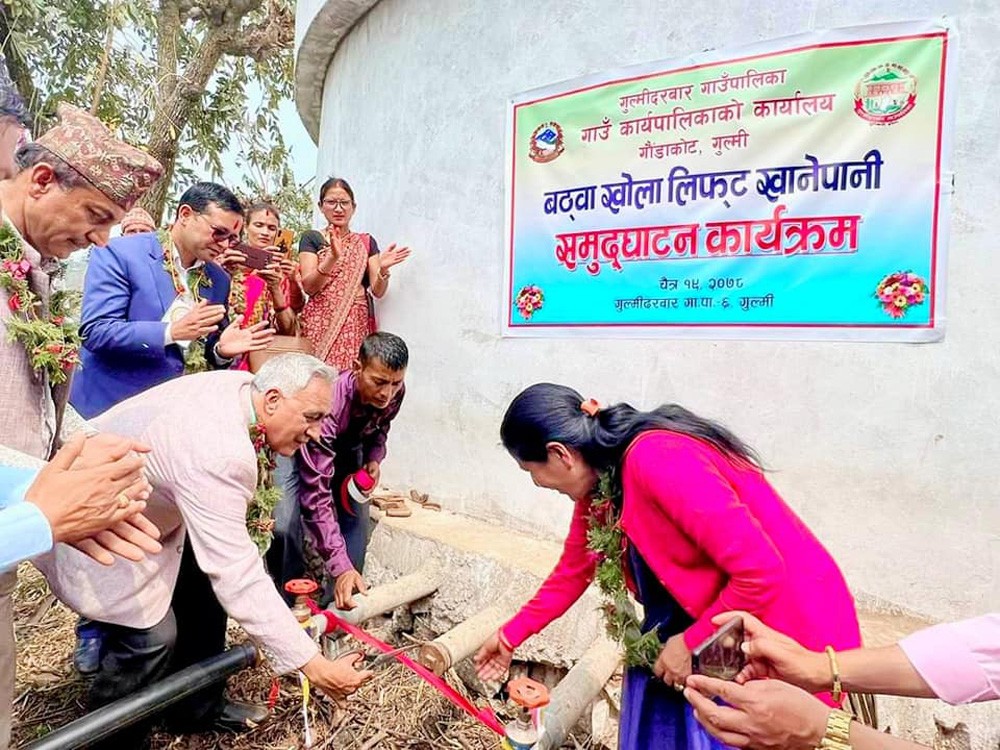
[536,637,621,750]
[22,643,258,750]
[417,605,506,675]
[328,560,441,625]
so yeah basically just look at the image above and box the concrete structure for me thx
[366,505,1000,748]
[295,0,998,740]
[293,0,998,628]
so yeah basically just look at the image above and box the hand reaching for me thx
[217,317,276,358]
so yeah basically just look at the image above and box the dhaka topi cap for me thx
[35,103,163,209]
[120,206,156,234]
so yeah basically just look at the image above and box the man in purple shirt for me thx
[267,332,407,608]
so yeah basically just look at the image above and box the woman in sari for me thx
[474,383,862,750]
[220,201,299,370]
[298,177,411,369]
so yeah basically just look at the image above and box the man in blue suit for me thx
[70,182,275,420]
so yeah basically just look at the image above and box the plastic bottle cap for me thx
[353,468,376,492]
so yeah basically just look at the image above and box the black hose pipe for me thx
[21,642,258,750]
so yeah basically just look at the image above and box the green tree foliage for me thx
[0,0,313,224]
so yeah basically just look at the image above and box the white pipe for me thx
[329,559,442,625]
[536,637,621,750]
[417,605,507,675]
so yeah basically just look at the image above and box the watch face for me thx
[164,295,194,324]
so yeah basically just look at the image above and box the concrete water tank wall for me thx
[295,0,1000,621]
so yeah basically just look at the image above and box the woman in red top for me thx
[474,383,861,750]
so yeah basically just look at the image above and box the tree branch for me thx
[90,1,119,114]
[216,1,293,60]
[157,0,182,101]
[0,4,46,130]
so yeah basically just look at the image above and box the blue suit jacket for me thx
[69,233,232,419]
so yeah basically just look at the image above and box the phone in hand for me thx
[238,242,275,271]
[276,228,295,258]
[691,616,746,680]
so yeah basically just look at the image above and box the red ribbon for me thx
[309,603,504,735]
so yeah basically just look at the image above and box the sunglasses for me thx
[194,212,240,246]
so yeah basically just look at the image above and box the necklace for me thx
[0,220,81,384]
[586,466,663,668]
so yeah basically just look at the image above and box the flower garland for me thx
[0,221,81,384]
[246,423,282,554]
[586,466,663,668]
[227,268,271,328]
[228,267,248,322]
[160,231,213,373]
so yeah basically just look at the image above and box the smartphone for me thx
[276,228,295,258]
[238,242,275,271]
[691,616,745,680]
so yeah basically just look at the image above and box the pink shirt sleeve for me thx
[899,614,1000,704]
[625,435,787,650]
[501,499,598,649]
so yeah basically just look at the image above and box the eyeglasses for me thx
[195,213,240,246]
[322,199,353,210]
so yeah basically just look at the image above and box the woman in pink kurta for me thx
[474,383,861,750]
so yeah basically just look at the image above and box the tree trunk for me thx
[140,22,227,222]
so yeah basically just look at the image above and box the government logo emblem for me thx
[854,63,917,125]
[528,122,565,163]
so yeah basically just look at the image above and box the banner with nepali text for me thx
[503,20,955,340]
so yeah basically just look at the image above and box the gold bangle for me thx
[825,645,843,703]
[816,709,852,750]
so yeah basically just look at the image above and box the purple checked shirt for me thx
[297,370,404,577]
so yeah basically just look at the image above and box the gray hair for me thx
[15,143,90,189]
[251,353,337,396]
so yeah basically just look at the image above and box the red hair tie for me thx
[580,398,601,417]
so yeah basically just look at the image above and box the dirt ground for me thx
[9,563,545,750]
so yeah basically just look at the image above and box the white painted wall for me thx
[297,0,1000,621]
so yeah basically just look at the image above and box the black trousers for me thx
[88,542,228,749]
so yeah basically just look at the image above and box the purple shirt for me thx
[298,370,404,577]
[899,613,1000,704]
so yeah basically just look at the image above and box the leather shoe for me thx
[212,700,269,732]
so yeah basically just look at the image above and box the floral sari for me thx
[300,230,376,370]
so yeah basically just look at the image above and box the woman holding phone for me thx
[297,177,410,369]
[217,201,300,369]
[474,383,861,750]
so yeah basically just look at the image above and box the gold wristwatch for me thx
[816,709,852,750]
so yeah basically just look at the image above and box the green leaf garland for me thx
[586,466,663,668]
[0,221,81,385]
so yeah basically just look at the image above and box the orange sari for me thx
[300,230,375,370]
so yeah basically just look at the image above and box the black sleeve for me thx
[367,236,379,257]
[299,230,326,254]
